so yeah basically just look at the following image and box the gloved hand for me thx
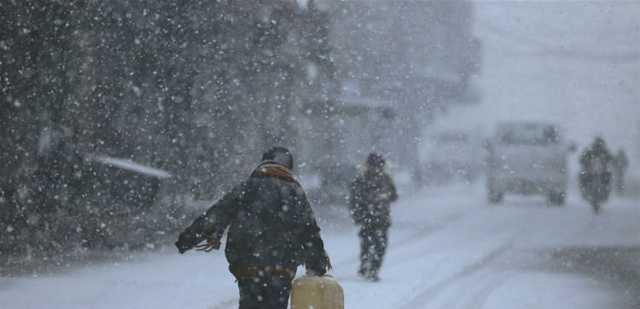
[305,257,331,277]
[175,230,196,254]
[194,238,220,252]
[175,240,191,254]
[305,268,327,277]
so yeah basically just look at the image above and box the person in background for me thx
[349,152,398,281]
[612,149,629,195]
[579,137,613,213]
[175,146,331,309]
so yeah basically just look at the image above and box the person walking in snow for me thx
[175,147,331,309]
[579,137,613,213]
[612,149,629,195]
[349,152,398,281]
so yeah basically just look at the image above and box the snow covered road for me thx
[2,184,639,309]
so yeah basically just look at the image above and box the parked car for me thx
[419,130,484,184]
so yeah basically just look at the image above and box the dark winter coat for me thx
[349,168,398,228]
[176,163,330,277]
[580,143,613,175]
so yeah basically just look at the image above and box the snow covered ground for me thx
[2,183,639,309]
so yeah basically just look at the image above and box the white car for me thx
[486,122,573,205]
[419,130,483,184]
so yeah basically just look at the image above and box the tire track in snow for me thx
[333,212,466,267]
[208,298,236,309]
[428,269,512,309]
[401,241,514,309]
[462,271,512,309]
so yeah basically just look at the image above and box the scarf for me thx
[251,162,299,185]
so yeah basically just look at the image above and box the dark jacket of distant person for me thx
[349,153,398,229]
[580,137,613,176]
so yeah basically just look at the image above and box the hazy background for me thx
[3,2,640,309]
[469,1,639,155]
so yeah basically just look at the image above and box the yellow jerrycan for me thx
[290,275,344,309]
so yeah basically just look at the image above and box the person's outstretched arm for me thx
[175,181,249,254]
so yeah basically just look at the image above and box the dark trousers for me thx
[614,170,625,194]
[237,275,293,309]
[358,226,388,278]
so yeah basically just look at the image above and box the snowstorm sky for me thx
[448,1,640,157]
